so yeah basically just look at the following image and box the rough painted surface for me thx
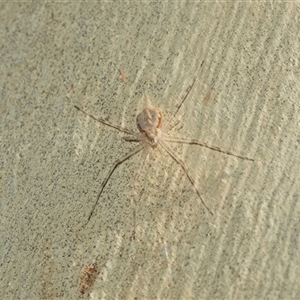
[1,3,299,299]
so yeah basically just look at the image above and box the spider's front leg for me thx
[74,105,136,136]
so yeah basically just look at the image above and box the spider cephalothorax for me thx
[136,107,163,146]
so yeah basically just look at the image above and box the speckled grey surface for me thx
[1,2,299,299]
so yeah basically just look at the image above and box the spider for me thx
[75,70,253,223]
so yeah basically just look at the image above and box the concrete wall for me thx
[1,2,299,299]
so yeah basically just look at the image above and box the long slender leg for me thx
[159,139,213,216]
[131,188,145,240]
[164,136,254,161]
[166,116,182,134]
[131,147,150,239]
[75,106,136,136]
[172,60,204,118]
[123,134,145,142]
[87,144,145,223]
[133,146,151,182]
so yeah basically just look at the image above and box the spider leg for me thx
[131,146,151,239]
[123,134,145,142]
[164,136,254,161]
[166,117,182,134]
[87,144,145,223]
[75,105,136,136]
[172,60,204,119]
[133,146,151,181]
[158,139,213,216]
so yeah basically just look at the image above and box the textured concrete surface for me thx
[1,2,299,299]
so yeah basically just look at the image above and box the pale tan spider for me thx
[75,73,253,223]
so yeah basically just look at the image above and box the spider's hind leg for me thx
[158,139,214,216]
